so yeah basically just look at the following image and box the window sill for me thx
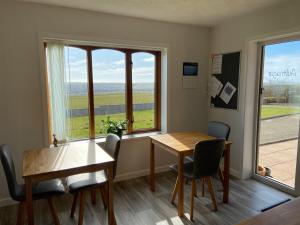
[94,131,162,143]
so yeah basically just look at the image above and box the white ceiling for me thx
[20,0,290,26]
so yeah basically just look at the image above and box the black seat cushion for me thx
[14,179,65,202]
[169,162,194,179]
[67,170,107,193]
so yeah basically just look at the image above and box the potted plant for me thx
[101,116,127,138]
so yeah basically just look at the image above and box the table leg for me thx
[223,144,231,203]
[177,153,184,217]
[25,178,34,225]
[108,166,116,225]
[150,142,155,192]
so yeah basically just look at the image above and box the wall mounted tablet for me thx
[183,62,198,76]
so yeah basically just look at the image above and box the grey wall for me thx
[0,0,210,205]
[209,0,300,178]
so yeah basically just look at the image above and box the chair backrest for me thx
[193,139,225,178]
[104,134,121,179]
[0,144,22,201]
[208,121,230,141]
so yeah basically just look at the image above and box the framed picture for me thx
[183,62,198,76]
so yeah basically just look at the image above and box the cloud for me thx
[113,59,125,65]
[68,59,86,67]
[143,57,154,62]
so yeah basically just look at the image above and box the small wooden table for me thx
[237,198,299,225]
[23,141,116,225]
[149,132,232,217]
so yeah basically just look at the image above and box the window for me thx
[45,43,161,140]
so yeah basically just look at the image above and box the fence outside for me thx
[70,103,154,117]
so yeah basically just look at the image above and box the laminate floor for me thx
[0,172,292,225]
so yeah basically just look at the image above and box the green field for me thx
[70,92,154,109]
[261,105,300,119]
[69,92,154,138]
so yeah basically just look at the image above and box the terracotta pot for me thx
[257,165,266,176]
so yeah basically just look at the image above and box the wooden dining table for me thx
[22,140,116,225]
[149,132,232,217]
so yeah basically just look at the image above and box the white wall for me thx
[0,0,210,205]
[209,0,300,178]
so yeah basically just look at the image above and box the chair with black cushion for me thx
[170,139,225,221]
[207,121,230,188]
[0,144,65,225]
[67,134,121,225]
[186,121,230,189]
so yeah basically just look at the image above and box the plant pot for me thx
[257,165,266,176]
[265,167,272,177]
[115,129,123,139]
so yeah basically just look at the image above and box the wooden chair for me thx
[67,134,120,225]
[170,139,225,221]
[0,144,65,225]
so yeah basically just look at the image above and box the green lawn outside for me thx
[70,92,154,109]
[261,105,300,119]
[68,92,155,138]
[69,109,154,138]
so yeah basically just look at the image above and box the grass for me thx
[70,92,154,109]
[261,105,300,119]
[69,110,154,138]
[68,92,155,138]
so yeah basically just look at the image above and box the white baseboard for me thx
[230,168,241,179]
[115,165,171,182]
[0,197,16,207]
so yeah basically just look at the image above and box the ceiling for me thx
[20,0,290,26]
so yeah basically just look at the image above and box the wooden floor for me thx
[0,172,292,225]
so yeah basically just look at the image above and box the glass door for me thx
[256,39,300,192]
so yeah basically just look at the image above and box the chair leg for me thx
[78,192,85,225]
[206,177,218,211]
[190,179,196,221]
[218,166,225,188]
[100,186,108,208]
[185,178,189,185]
[90,190,96,205]
[47,198,60,225]
[202,178,205,197]
[70,193,78,218]
[194,180,197,197]
[16,202,25,225]
[171,177,179,204]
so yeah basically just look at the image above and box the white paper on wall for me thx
[220,82,237,104]
[209,76,223,98]
[212,55,223,74]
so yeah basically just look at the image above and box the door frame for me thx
[252,36,300,196]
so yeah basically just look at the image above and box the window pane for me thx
[65,47,89,139]
[132,52,155,130]
[257,40,300,188]
[92,49,126,136]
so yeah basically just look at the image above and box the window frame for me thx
[44,43,161,140]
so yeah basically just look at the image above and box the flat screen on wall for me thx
[183,62,198,76]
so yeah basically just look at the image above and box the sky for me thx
[65,41,300,85]
[65,47,155,83]
[263,40,300,85]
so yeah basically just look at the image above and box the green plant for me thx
[101,116,127,137]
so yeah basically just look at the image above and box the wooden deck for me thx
[259,139,297,187]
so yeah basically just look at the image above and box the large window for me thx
[45,43,161,140]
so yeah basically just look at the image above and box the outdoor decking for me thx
[259,139,297,187]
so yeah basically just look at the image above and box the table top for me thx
[237,198,299,225]
[150,132,232,152]
[23,141,114,179]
